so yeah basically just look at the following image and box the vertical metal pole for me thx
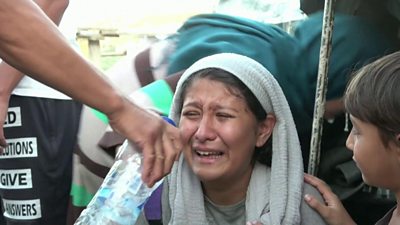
[307,0,336,175]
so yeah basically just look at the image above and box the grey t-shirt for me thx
[204,196,246,225]
[301,183,327,225]
[203,183,326,225]
[135,182,326,225]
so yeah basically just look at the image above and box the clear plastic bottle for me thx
[74,116,175,225]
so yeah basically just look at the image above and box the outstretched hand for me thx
[107,98,182,187]
[304,174,356,225]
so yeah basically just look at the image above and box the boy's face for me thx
[346,115,400,189]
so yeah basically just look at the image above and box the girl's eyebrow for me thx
[182,101,200,108]
[183,100,241,113]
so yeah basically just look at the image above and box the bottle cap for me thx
[162,116,176,127]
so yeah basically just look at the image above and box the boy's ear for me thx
[256,114,276,147]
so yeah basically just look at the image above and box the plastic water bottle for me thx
[74,116,175,225]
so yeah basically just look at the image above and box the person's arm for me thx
[304,174,357,225]
[0,0,182,187]
[0,0,120,111]
[0,65,23,149]
[0,0,69,93]
[0,0,68,149]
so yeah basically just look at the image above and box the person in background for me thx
[304,51,400,225]
[0,0,83,223]
[0,0,181,191]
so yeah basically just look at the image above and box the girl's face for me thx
[179,78,273,187]
[346,115,400,189]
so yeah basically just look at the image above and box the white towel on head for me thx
[168,53,304,225]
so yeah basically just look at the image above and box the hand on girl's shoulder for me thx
[303,174,356,225]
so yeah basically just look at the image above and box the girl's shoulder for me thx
[300,182,327,225]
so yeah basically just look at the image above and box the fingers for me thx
[304,173,357,225]
[162,126,179,174]
[304,174,333,215]
[0,132,6,154]
[142,120,182,187]
[148,137,165,187]
[304,174,333,198]
[304,173,342,207]
[304,193,329,217]
[304,173,326,187]
[172,133,182,162]
[108,101,182,187]
[0,137,6,149]
[141,142,156,187]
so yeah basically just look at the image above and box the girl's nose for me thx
[194,117,217,142]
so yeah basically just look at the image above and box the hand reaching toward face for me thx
[106,98,182,187]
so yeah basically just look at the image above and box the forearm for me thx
[34,0,69,25]
[0,0,125,115]
[0,0,68,97]
[0,63,24,98]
